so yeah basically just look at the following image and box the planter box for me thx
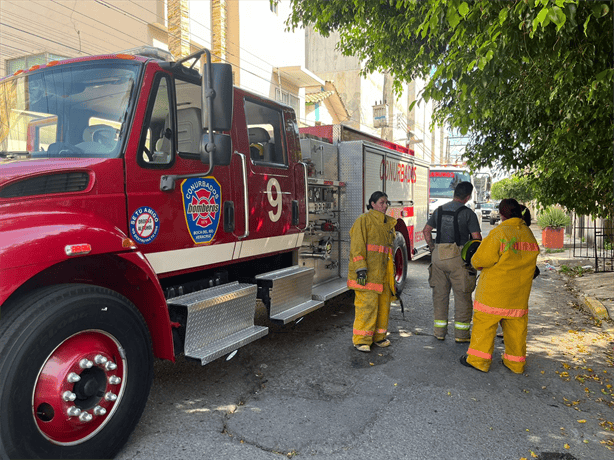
[542,227,564,249]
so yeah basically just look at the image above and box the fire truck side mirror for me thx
[200,133,232,166]
[201,62,233,132]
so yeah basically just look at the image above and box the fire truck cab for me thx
[0,47,319,459]
[0,47,422,459]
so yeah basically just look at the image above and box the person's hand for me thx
[356,270,367,286]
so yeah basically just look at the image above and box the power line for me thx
[50,0,150,51]
[1,6,107,56]
[0,22,84,54]
[1,1,312,100]
[105,0,303,95]
[135,1,294,81]
[117,0,307,93]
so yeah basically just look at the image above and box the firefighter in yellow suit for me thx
[460,199,540,373]
[347,191,397,352]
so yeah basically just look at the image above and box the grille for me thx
[0,172,90,198]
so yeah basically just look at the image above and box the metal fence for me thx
[572,214,614,272]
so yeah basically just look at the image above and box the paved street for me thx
[116,224,613,460]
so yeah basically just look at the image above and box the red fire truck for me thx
[0,47,428,459]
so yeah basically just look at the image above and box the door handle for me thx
[235,151,249,239]
[224,201,235,232]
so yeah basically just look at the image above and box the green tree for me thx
[490,174,535,203]
[286,0,613,217]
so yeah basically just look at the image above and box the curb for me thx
[581,296,611,321]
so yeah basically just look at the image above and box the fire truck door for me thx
[124,73,235,277]
[232,97,299,258]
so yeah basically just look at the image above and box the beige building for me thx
[305,28,446,163]
[1,0,445,162]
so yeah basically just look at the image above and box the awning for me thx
[305,81,349,123]
[305,91,334,103]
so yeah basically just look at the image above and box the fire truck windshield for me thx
[429,170,472,198]
[0,61,139,159]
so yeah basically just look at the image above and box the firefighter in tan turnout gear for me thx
[348,191,397,352]
[422,182,482,342]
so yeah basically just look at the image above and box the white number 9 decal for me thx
[267,178,282,222]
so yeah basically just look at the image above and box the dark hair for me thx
[454,181,474,200]
[519,205,531,226]
[499,198,523,219]
[366,191,388,210]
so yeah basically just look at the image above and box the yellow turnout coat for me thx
[347,209,397,295]
[471,217,539,316]
[467,217,540,372]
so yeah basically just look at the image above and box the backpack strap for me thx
[435,205,470,246]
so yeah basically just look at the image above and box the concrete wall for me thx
[1,0,162,76]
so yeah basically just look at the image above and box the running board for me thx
[256,266,324,324]
[168,282,268,365]
[269,299,324,324]
[311,277,349,301]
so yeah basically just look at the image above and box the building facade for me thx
[1,0,446,162]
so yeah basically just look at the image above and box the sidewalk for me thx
[531,224,614,322]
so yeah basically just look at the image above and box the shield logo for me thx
[181,177,222,244]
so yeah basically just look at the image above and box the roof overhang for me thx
[275,66,325,88]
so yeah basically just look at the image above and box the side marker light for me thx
[65,243,92,256]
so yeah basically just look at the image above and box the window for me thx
[6,52,68,76]
[139,75,173,166]
[274,87,300,117]
[429,171,472,198]
[1,61,136,158]
[244,98,286,167]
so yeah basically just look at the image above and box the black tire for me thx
[490,217,496,225]
[0,284,153,459]
[392,232,409,295]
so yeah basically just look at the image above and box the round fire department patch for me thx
[181,177,221,244]
[129,206,160,244]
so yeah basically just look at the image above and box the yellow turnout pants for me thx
[466,310,528,373]
[352,289,392,346]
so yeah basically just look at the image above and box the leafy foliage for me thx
[490,174,535,203]
[536,206,572,228]
[286,0,613,217]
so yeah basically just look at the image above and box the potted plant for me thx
[537,206,571,249]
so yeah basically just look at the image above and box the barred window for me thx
[274,87,300,116]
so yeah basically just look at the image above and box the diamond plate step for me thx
[311,277,349,301]
[168,282,268,365]
[269,299,324,324]
[256,266,324,324]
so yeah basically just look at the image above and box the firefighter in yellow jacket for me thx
[459,198,540,373]
[347,191,397,352]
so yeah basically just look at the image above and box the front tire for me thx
[0,284,153,459]
[392,232,408,295]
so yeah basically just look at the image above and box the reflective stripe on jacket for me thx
[347,209,397,293]
[471,217,539,317]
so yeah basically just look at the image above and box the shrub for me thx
[537,206,571,229]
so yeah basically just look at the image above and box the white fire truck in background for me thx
[0,46,429,459]
[428,164,482,224]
